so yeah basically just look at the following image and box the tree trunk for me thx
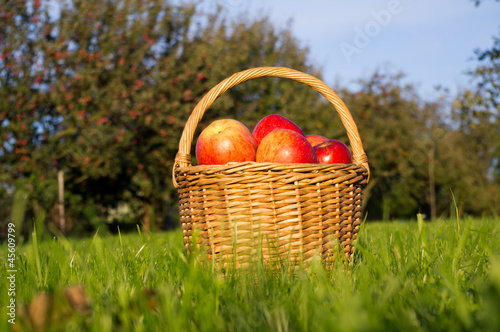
[58,170,66,234]
[361,177,378,216]
[143,201,150,233]
[428,147,436,221]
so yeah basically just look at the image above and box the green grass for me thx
[2,217,500,331]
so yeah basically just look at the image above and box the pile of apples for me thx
[195,114,352,165]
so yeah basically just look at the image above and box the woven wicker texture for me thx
[173,67,369,268]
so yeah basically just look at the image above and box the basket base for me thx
[176,161,367,268]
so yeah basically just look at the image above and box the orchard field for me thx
[2,217,500,332]
[2,1,500,331]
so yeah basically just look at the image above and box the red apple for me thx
[306,134,329,147]
[314,139,352,164]
[256,129,318,164]
[252,114,305,145]
[195,119,257,165]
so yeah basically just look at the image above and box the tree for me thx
[0,0,62,234]
[0,0,323,235]
[449,31,500,215]
[333,71,446,220]
[444,0,500,215]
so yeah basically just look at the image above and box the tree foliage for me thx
[333,72,446,219]
[0,0,323,234]
[448,0,500,214]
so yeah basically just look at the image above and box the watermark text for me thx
[340,0,414,63]
[6,223,17,325]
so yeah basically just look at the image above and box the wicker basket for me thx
[173,67,370,268]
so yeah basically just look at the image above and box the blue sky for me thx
[209,0,500,99]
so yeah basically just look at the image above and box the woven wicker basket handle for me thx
[173,66,370,187]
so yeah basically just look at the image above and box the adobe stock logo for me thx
[219,0,244,9]
[340,0,411,63]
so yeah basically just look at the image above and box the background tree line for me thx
[1,0,499,237]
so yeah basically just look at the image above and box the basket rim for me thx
[174,161,369,188]
[175,160,368,173]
